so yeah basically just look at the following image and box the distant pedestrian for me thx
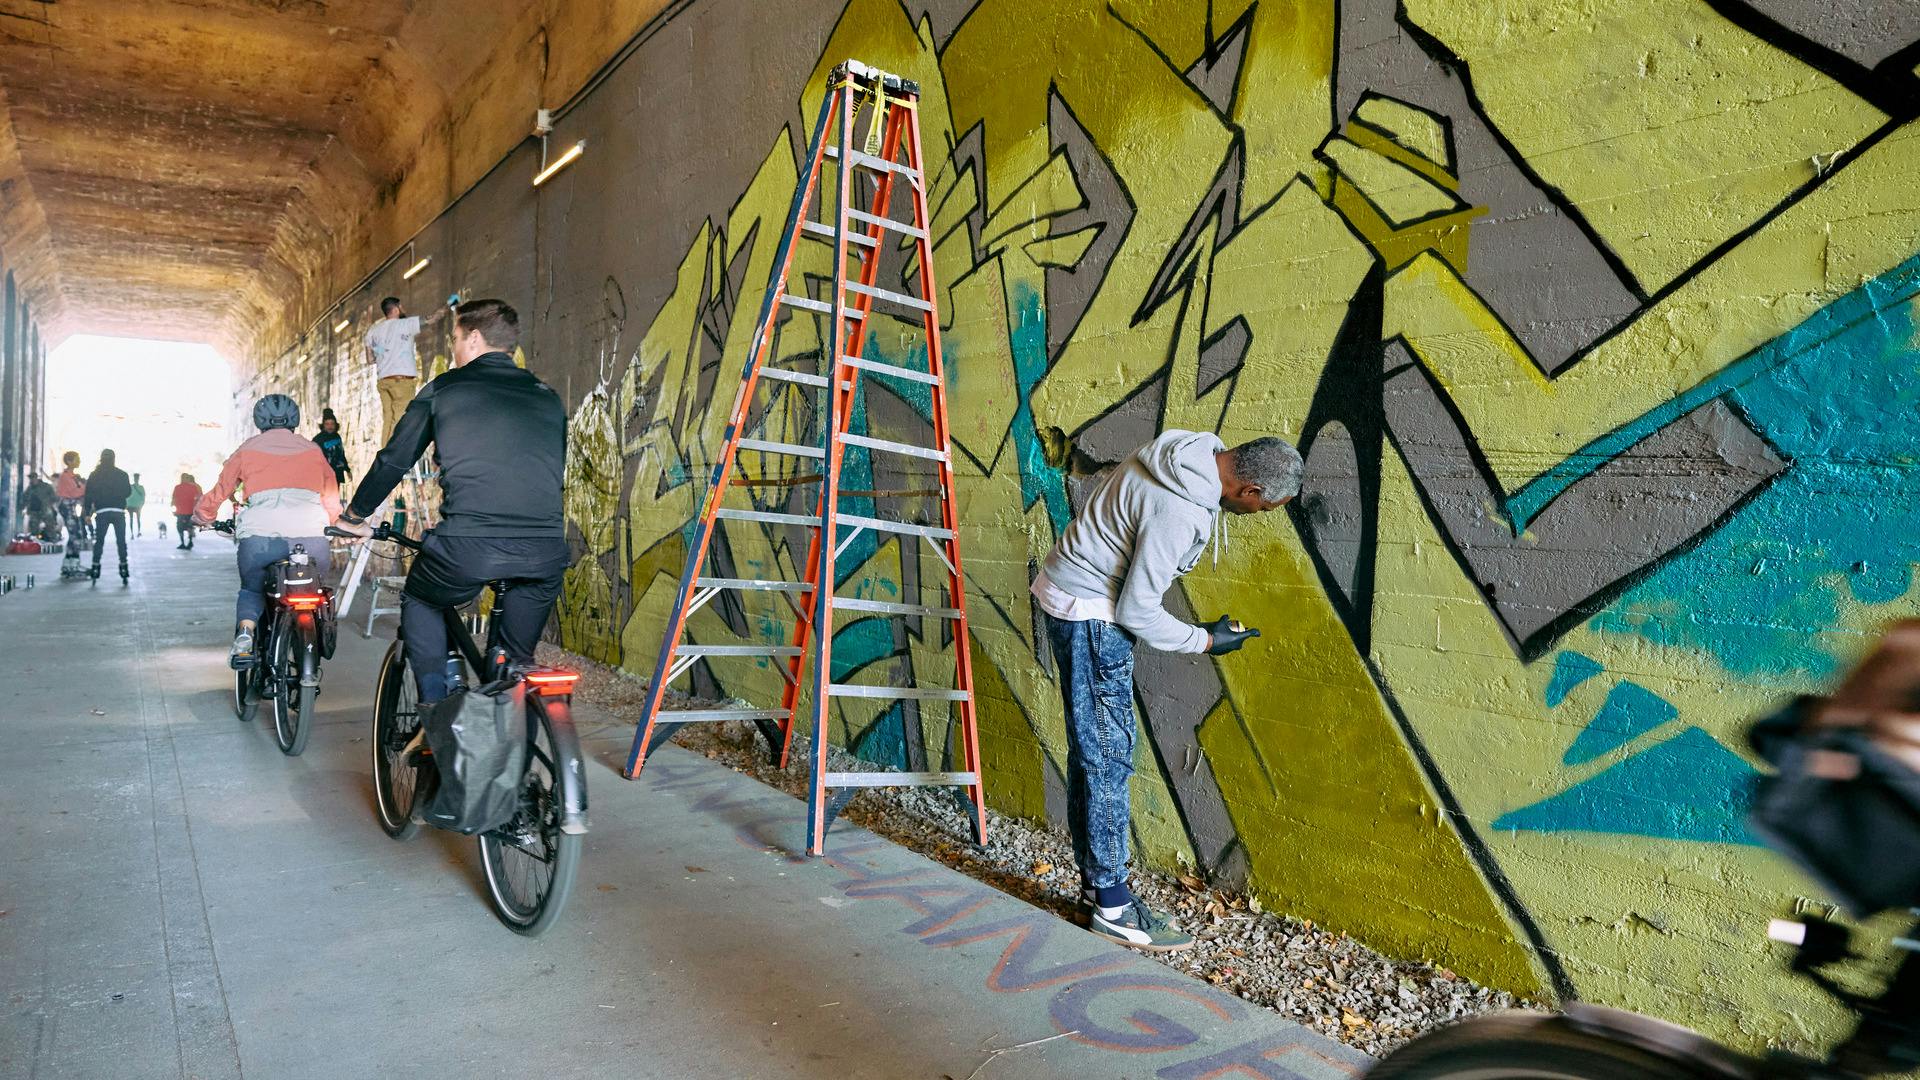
[314,408,351,484]
[84,449,133,583]
[172,472,203,550]
[23,471,57,540]
[366,297,422,438]
[127,472,147,537]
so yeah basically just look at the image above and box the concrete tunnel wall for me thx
[0,259,50,532]
[235,0,1920,1052]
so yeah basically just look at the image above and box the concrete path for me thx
[0,537,1367,1079]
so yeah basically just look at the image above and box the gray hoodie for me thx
[1039,430,1223,653]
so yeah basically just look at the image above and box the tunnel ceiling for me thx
[0,0,524,351]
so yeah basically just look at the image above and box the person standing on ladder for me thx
[366,297,423,439]
[1031,430,1301,953]
[331,299,567,714]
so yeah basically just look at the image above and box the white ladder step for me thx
[676,644,804,657]
[843,355,939,386]
[738,437,824,459]
[696,577,814,592]
[716,508,818,528]
[824,144,921,178]
[845,208,927,239]
[836,513,954,541]
[839,432,947,463]
[781,294,865,320]
[844,281,934,313]
[654,707,791,723]
[801,220,878,248]
[825,771,979,788]
[827,684,971,701]
[757,366,830,389]
[834,597,961,619]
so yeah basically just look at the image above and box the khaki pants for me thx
[378,376,418,439]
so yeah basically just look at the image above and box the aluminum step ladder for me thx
[623,59,986,856]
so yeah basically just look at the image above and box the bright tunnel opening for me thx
[45,335,232,487]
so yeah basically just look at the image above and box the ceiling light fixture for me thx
[533,141,585,187]
[332,318,350,333]
[403,257,431,280]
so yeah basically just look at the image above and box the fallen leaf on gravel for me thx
[1208,900,1229,920]
[1030,861,1053,876]
[1342,1011,1371,1028]
[1178,874,1205,892]
[1248,895,1263,914]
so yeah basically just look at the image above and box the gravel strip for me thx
[540,642,1522,1056]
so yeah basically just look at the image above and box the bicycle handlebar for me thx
[324,522,422,552]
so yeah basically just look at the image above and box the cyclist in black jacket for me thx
[332,299,568,706]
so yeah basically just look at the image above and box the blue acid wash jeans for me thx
[1042,612,1138,893]
[235,535,330,626]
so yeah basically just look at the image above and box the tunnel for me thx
[5,1,1920,1076]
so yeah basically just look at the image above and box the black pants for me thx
[92,510,128,571]
[176,514,196,548]
[402,534,570,704]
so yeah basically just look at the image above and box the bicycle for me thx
[212,520,333,756]
[329,521,588,936]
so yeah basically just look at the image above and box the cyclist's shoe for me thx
[1084,897,1195,953]
[229,630,254,669]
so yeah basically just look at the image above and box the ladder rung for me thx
[757,366,829,388]
[834,597,962,619]
[654,708,792,723]
[836,513,953,541]
[676,644,804,657]
[827,684,971,701]
[696,577,813,592]
[843,355,939,386]
[845,208,927,240]
[781,294,865,320]
[716,508,818,528]
[824,145,921,178]
[844,281,934,313]
[738,437,824,459]
[825,771,980,788]
[838,432,947,463]
[801,221,878,248]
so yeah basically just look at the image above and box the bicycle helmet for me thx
[253,393,301,432]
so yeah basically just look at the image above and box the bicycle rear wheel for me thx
[1368,1013,1724,1079]
[271,621,315,756]
[371,641,423,840]
[478,697,581,936]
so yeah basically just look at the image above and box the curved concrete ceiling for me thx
[0,0,523,353]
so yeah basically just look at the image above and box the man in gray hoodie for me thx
[1033,429,1302,951]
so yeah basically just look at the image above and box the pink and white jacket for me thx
[195,429,344,539]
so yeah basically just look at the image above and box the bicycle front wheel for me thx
[371,640,423,840]
[1368,1013,1723,1079]
[478,697,581,936]
[271,621,315,756]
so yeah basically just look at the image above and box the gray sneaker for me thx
[1085,898,1194,953]
[229,630,254,669]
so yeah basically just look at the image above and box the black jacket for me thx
[349,352,567,537]
[83,465,132,514]
[314,429,350,479]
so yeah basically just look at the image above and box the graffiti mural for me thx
[254,0,1920,1051]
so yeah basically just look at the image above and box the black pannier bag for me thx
[1749,619,1920,916]
[316,590,339,659]
[420,678,528,835]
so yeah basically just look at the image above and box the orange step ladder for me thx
[623,60,986,857]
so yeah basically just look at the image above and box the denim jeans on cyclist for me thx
[1041,611,1139,895]
[235,535,330,626]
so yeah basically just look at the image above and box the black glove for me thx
[1205,616,1260,655]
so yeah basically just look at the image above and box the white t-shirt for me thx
[366,316,422,379]
[1028,568,1117,624]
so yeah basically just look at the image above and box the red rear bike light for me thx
[525,670,580,696]
[284,594,327,611]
